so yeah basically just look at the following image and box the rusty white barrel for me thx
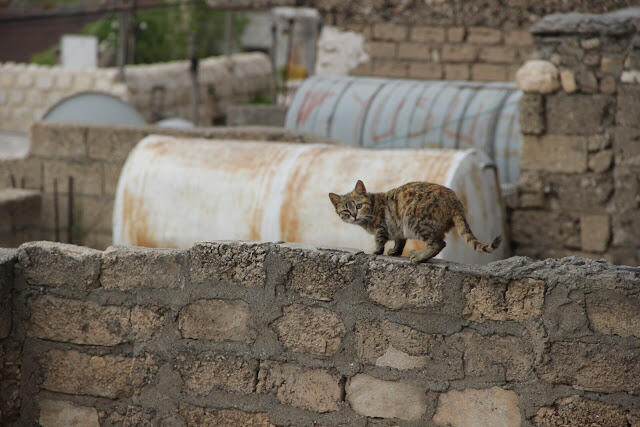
[113,135,507,264]
[284,76,522,184]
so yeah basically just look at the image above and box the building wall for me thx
[310,0,634,81]
[510,8,640,266]
[0,52,273,133]
[1,241,640,425]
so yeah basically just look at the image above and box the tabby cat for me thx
[329,180,501,263]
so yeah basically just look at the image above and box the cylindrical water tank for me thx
[284,76,522,184]
[113,135,507,264]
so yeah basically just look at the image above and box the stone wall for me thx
[0,189,42,248]
[511,8,640,266]
[1,240,639,425]
[307,0,628,81]
[0,53,273,133]
[0,122,332,250]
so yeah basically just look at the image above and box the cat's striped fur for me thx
[329,180,501,262]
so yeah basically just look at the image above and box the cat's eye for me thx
[356,203,362,209]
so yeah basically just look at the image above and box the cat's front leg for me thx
[373,227,388,255]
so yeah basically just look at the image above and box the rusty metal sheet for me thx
[114,136,507,265]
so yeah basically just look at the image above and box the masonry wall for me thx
[0,122,332,250]
[308,1,629,81]
[1,240,639,425]
[0,53,273,133]
[510,8,640,266]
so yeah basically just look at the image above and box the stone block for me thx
[398,42,429,60]
[472,63,508,81]
[433,387,521,427]
[178,299,255,342]
[442,44,477,62]
[355,320,463,377]
[580,215,610,253]
[588,149,613,172]
[101,245,186,289]
[533,396,630,427]
[411,26,445,43]
[366,41,396,59]
[102,163,122,196]
[546,93,611,135]
[30,123,87,160]
[464,278,545,322]
[467,27,502,44]
[516,60,560,94]
[372,23,408,41]
[366,258,445,309]
[614,127,640,165]
[613,165,640,212]
[560,69,577,93]
[371,60,408,78]
[277,245,357,301]
[180,405,273,427]
[505,30,533,47]
[521,135,587,173]
[28,295,161,345]
[479,46,517,63]
[546,173,614,210]
[43,160,103,196]
[586,290,640,338]
[0,188,41,230]
[617,86,640,126]
[274,304,345,356]
[346,374,427,421]
[409,62,443,79]
[39,399,99,427]
[176,354,256,395]
[257,361,341,413]
[447,27,465,42]
[19,241,101,289]
[537,341,640,393]
[189,241,266,286]
[600,74,616,94]
[518,93,545,135]
[41,349,156,398]
[580,38,601,50]
[445,64,470,80]
[577,70,598,93]
[588,134,611,152]
[0,157,43,191]
[510,211,565,247]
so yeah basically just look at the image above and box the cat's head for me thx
[328,180,373,225]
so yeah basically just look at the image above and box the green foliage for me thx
[30,45,57,66]
[249,91,273,105]
[30,1,248,65]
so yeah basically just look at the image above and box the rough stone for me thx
[41,350,155,398]
[546,93,611,135]
[560,69,577,93]
[445,64,470,80]
[86,126,147,161]
[442,44,477,62]
[531,8,640,36]
[447,27,465,42]
[533,396,630,427]
[518,94,545,135]
[28,295,161,345]
[178,299,255,342]
[39,399,100,427]
[189,241,266,286]
[547,173,614,210]
[464,278,545,322]
[43,160,103,195]
[355,320,463,377]
[521,135,587,173]
[180,405,273,427]
[472,63,508,81]
[600,74,616,94]
[538,341,640,393]
[274,304,345,356]
[616,85,640,126]
[586,290,640,338]
[580,215,610,253]
[577,70,598,93]
[176,354,256,395]
[614,127,640,165]
[588,149,613,172]
[29,123,87,160]
[620,70,640,84]
[366,259,445,309]
[580,38,601,50]
[411,26,445,43]
[433,387,521,427]
[257,361,341,413]
[587,134,611,151]
[467,27,502,44]
[516,60,560,94]
[346,374,426,421]
[18,241,101,289]
[101,245,186,289]
[372,23,408,41]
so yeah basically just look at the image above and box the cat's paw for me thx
[373,249,384,256]
[408,250,420,263]
[388,249,403,257]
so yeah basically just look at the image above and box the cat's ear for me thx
[328,193,340,207]
[354,180,366,194]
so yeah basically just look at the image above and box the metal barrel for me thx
[284,76,522,184]
[113,135,507,265]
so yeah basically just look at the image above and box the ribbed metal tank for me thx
[113,135,507,264]
[284,76,522,184]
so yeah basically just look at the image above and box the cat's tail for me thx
[453,214,502,253]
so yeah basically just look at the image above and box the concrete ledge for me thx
[531,7,640,35]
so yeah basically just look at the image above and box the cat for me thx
[329,180,502,263]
